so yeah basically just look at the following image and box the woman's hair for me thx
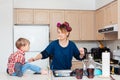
[57,21,72,32]
[16,38,30,49]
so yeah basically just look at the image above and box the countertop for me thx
[48,71,120,80]
[0,72,119,80]
[50,75,119,80]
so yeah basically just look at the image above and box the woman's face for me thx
[57,28,69,40]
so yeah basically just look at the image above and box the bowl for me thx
[94,68,102,76]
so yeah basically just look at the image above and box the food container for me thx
[94,68,102,76]
[53,70,72,77]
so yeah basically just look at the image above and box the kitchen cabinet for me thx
[14,9,50,24]
[34,9,50,24]
[50,10,95,41]
[50,10,65,40]
[104,1,118,40]
[104,1,118,26]
[15,9,95,41]
[14,8,34,24]
[104,32,118,40]
[95,8,105,40]
[118,0,120,39]
[50,10,81,41]
[95,1,118,40]
[80,11,95,40]
[65,11,80,40]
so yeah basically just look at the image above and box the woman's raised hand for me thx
[79,48,85,58]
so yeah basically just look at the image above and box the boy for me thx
[7,38,47,77]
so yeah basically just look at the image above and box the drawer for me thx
[71,61,83,70]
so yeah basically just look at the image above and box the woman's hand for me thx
[79,48,85,58]
[28,54,42,62]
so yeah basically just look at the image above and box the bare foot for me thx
[41,70,48,75]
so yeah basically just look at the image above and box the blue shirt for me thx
[41,40,82,70]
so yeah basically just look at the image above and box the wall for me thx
[14,0,96,10]
[105,40,120,52]
[0,0,13,72]
[14,0,115,10]
[75,41,98,52]
[95,0,114,9]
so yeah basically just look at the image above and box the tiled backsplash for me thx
[75,41,99,52]
[51,40,119,53]
[75,40,120,52]
[104,40,120,52]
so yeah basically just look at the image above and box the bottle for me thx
[88,54,95,68]
[82,60,88,76]
[87,54,95,78]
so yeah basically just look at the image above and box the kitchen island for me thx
[50,74,119,80]
[0,72,119,80]
[48,70,120,80]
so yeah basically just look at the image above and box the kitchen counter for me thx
[50,75,119,80]
[0,71,119,80]
[48,71,120,80]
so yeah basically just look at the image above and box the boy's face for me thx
[21,43,30,52]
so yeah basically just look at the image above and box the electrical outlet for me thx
[117,45,120,50]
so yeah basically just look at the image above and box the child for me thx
[7,38,47,77]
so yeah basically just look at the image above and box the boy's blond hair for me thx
[16,38,30,49]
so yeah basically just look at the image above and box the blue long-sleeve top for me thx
[41,40,83,70]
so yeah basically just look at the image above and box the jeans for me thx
[11,62,41,77]
[22,62,41,73]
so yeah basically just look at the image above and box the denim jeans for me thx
[11,62,41,77]
[22,62,41,73]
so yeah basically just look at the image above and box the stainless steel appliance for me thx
[90,47,111,60]
[98,24,118,33]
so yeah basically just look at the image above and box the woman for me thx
[29,22,85,70]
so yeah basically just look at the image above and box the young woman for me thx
[29,22,85,70]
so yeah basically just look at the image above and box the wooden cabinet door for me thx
[118,0,120,39]
[104,4,111,26]
[80,11,95,40]
[95,8,105,40]
[34,9,50,24]
[65,11,80,40]
[103,1,118,40]
[50,10,65,40]
[104,1,118,26]
[14,9,33,24]
[111,1,118,24]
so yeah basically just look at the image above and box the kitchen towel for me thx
[102,51,110,77]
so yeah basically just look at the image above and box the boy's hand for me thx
[28,58,34,62]
[79,48,85,58]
